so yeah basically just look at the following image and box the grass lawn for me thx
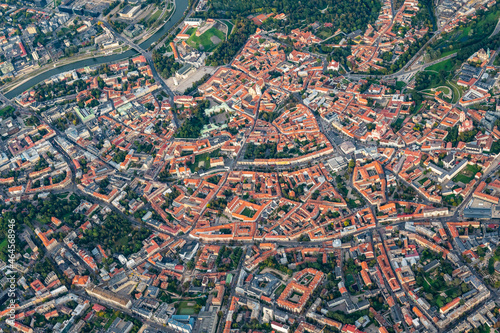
[345,274,355,286]
[414,103,425,113]
[195,153,211,170]
[188,154,207,173]
[0,106,15,117]
[189,154,209,172]
[455,26,472,42]
[453,173,473,184]
[395,81,406,90]
[148,9,162,24]
[317,30,332,39]
[241,207,255,218]
[418,177,429,186]
[438,49,457,59]
[434,86,451,95]
[218,20,233,35]
[0,239,7,252]
[419,73,459,98]
[274,284,286,297]
[447,81,463,103]
[188,149,220,172]
[103,312,119,330]
[443,194,463,207]
[347,198,364,209]
[392,117,405,131]
[177,301,196,315]
[186,27,196,35]
[159,8,170,21]
[225,20,234,35]
[453,164,482,184]
[187,27,226,52]
[426,58,457,72]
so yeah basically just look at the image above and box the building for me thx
[327,156,348,173]
[176,64,196,80]
[423,259,440,273]
[440,297,461,314]
[212,285,225,306]
[85,285,132,309]
[178,242,199,261]
[339,141,356,155]
[246,273,281,298]
[118,5,141,18]
[167,315,195,333]
[271,321,290,333]
[184,18,202,26]
[106,317,134,333]
[196,308,218,333]
[73,106,95,123]
[6,321,33,333]
[276,268,324,313]
[124,24,144,38]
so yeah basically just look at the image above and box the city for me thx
[1,0,500,333]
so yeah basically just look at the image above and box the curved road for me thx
[346,51,457,81]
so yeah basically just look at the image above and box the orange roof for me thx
[440,297,461,314]
[8,185,23,192]
[51,217,62,226]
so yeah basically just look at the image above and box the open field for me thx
[425,58,457,72]
[453,164,482,184]
[177,301,197,315]
[148,9,162,25]
[187,27,226,52]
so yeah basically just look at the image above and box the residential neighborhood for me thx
[1,0,500,333]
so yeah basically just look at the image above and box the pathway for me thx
[490,16,500,38]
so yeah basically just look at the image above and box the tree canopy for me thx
[205,0,382,35]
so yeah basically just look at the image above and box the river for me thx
[4,0,189,99]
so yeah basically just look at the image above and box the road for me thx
[186,85,262,236]
[216,245,247,333]
[50,133,153,233]
[1,3,499,333]
[352,0,397,71]
[101,21,181,128]
[73,289,179,333]
[342,0,475,82]
[346,52,457,81]
[452,154,500,219]
[0,0,199,238]
[316,113,347,158]
[0,18,492,247]
[378,228,409,332]
[490,16,500,38]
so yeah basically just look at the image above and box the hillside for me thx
[205,0,382,35]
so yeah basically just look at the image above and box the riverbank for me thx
[1,46,131,95]
[3,0,189,100]
[133,0,177,46]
